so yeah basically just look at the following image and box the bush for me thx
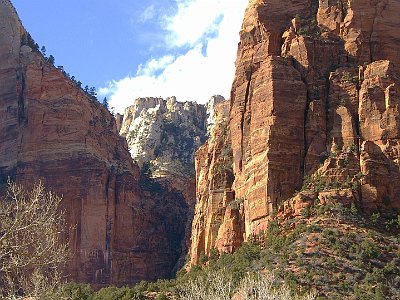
[178,269,316,300]
[178,268,233,300]
[93,286,137,300]
[156,294,169,300]
[370,213,380,225]
[341,71,352,82]
[54,283,93,300]
[237,272,316,300]
[199,252,209,264]
[358,240,380,260]
[229,197,244,209]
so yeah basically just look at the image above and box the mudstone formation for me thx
[0,0,189,286]
[190,0,400,264]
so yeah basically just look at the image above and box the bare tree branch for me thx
[0,180,69,298]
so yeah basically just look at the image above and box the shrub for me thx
[54,283,93,300]
[209,248,220,261]
[350,202,358,215]
[341,71,352,82]
[178,268,233,300]
[358,240,380,260]
[237,272,316,300]
[93,286,137,300]
[297,27,309,36]
[156,294,169,300]
[55,284,145,300]
[370,213,380,225]
[229,197,244,209]
[349,143,358,153]
[199,252,209,264]
[338,98,346,107]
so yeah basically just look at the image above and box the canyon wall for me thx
[0,0,187,285]
[118,95,224,268]
[119,96,213,205]
[190,0,400,263]
[189,101,245,265]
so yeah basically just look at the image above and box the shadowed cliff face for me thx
[0,0,188,285]
[118,95,226,270]
[190,0,400,263]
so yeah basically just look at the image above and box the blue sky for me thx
[12,0,247,112]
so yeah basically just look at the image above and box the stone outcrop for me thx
[119,96,207,170]
[119,95,227,269]
[119,95,225,204]
[189,100,243,265]
[114,113,124,132]
[206,95,226,135]
[0,0,188,285]
[190,0,400,264]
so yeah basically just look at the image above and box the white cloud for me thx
[138,5,156,23]
[100,0,247,113]
[164,0,225,47]
[136,55,175,76]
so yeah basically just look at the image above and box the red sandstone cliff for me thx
[190,0,400,263]
[0,0,188,285]
[189,101,245,265]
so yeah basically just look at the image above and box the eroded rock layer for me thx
[190,0,400,263]
[0,0,187,285]
[119,96,212,205]
[118,95,224,270]
[189,100,243,265]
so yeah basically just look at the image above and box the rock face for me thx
[206,95,226,135]
[189,100,243,265]
[119,96,226,268]
[119,95,225,204]
[0,0,188,285]
[120,96,207,171]
[190,0,400,263]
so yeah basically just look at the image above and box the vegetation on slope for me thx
[248,201,400,299]
[2,157,396,300]
[48,196,400,300]
[1,169,398,300]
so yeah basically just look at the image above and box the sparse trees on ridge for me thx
[40,45,46,56]
[102,97,109,110]
[22,32,101,104]
[47,54,55,65]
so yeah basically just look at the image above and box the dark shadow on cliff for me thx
[139,161,191,279]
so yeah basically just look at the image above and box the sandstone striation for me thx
[0,0,188,285]
[189,100,243,265]
[190,0,400,264]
